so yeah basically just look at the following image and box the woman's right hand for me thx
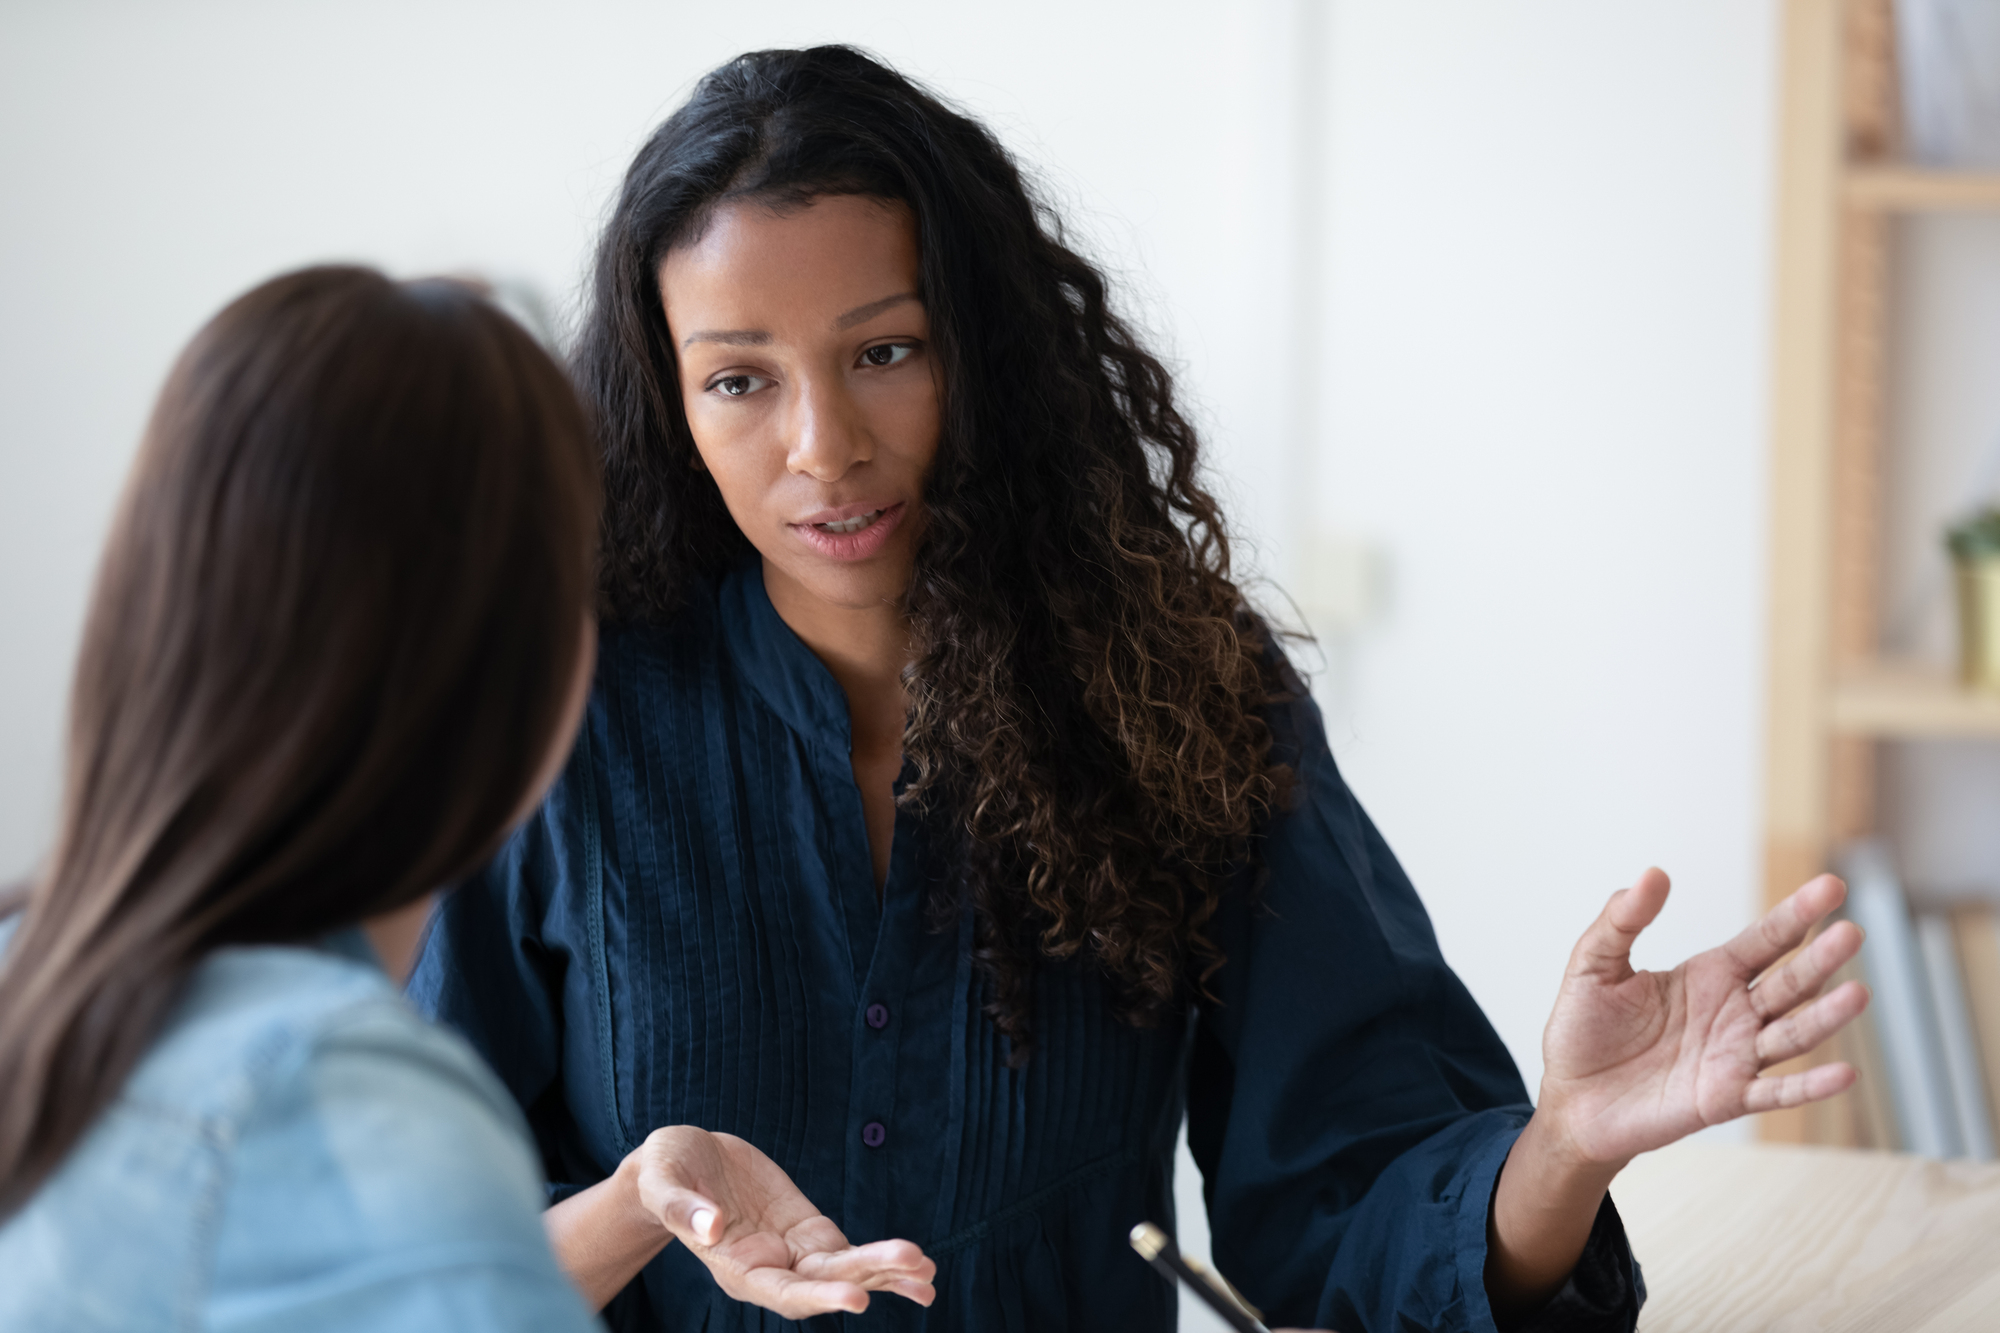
[627,1125,936,1318]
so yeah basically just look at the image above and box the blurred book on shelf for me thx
[1834,838,2000,1160]
[1832,955,1899,1150]
[1841,840,1959,1156]
[1917,912,1996,1158]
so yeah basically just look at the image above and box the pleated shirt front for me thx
[409,561,1642,1333]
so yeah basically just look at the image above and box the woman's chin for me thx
[762,553,915,619]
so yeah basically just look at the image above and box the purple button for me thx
[865,1003,890,1030]
[861,1120,887,1148]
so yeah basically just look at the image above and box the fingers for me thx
[796,1241,937,1307]
[722,1244,936,1317]
[881,1276,939,1306]
[1754,979,1871,1067]
[1742,1058,1858,1114]
[1748,918,1864,1021]
[1567,869,1671,980]
[1723,873,1847,981]
[798,1239,938,1292]
[705,1233,927,1318]
[732,1268,872,1318]
[792,1282,872,1316]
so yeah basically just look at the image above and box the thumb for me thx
[648,1185,726,1248]
[1568,868,1670,981]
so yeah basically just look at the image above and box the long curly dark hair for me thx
[576,45,1292,1059]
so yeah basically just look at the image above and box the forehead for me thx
[658,195,922,332]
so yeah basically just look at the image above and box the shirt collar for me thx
[320,925,384,972]
[718,555,855,749]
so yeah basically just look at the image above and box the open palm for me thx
[1537,869,1869,1167]
[630,1126,936,1319]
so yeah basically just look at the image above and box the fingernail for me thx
[691,1208,716,1241]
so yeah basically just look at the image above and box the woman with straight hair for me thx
[414,46,1870,1333]
[0,265,644,1330]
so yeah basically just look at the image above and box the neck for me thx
[761,561,910,752]
[362,893,436,984]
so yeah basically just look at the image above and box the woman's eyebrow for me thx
[834,292,918,330]
[681,328,770,349]
[680,293,919,348]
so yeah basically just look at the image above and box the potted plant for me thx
[1947,508,2000,691]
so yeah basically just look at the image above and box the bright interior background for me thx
[11,1,1997,1326]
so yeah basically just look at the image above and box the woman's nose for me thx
[786,375,870,482]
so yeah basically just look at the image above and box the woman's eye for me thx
[860,343,914,368]
[710,374,770,398]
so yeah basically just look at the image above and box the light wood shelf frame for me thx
[1832,664,2000,738]
[1844,166,2000,210]
[1762,0,2000,1145]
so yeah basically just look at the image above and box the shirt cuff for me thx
[1452,1121,1645,1333]
[1509,1194,1647,1333]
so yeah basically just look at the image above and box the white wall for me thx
[2,1,1791,1318]
[0,0,1303,881]
[1303,1,1780,1108]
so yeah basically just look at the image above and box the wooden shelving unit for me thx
[1832,662,2000,739]
[1762,0,2000,1145]
[1844,166,2000,210]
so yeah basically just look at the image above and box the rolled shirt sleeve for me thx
[1187,678,1644,1332]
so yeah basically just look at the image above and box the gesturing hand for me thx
[1536,868,1869,1168]
[631,1126,937,1318]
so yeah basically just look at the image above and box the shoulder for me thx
[478,585,730,884]
[584,581,737,773]
[1233,629,1392,912]
[0,939,591,1332]
[596,575,722,693]
[114,938,529,1166]
[0,921,253,1328]
[206,952,596,1329]
[121,940,404,1118]
[1247,626,1340,792]
[214,953,542,1229]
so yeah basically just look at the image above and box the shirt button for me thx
[865,1003,890,1030]
[862,1121,887,1148]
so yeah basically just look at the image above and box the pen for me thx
[1128,1222,1271,1333]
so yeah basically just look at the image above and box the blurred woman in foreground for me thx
[0,267,611,1329]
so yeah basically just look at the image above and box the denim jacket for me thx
[0,917,599,1332]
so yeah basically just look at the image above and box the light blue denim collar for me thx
[320,926,384,973]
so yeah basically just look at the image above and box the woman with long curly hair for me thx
[413,46,1868,1333]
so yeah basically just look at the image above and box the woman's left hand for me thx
[544,1124,936,1315]
[1536,867,1868,1168]
[632,1127,937,1318]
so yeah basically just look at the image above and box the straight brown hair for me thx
[0,266,601,1215]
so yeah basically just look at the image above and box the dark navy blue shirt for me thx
[410,561,1641,1332]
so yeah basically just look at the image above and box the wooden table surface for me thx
[1613,1143,2000,1332]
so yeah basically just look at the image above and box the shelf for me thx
[1843,166,2000,211]
[1830,661,2000,738]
